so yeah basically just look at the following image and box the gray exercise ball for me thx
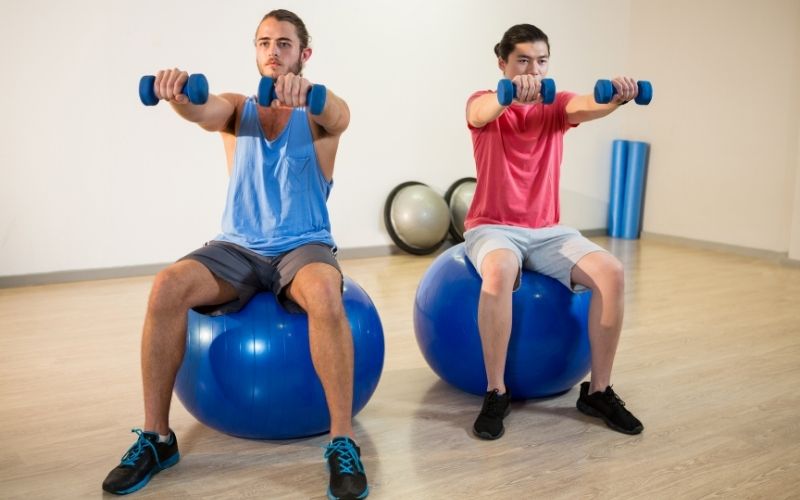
[384,181,450,255]
[444,177,476,242]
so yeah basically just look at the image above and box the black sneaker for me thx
[102,428,180,495]
[324,436,369,500]
[473,389,511,440]
[576,382,644,435]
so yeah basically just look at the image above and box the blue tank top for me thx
[215,97,335,255]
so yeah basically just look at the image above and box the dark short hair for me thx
[494,24,550,61]
[257,9,310,50]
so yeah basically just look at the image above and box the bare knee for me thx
[290,266,345,322]
[585,258,625,305]
[600,258,625,296]
[149,264,197,314]
[481,251,519,293]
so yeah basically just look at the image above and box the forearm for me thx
[169,94,234,132]
[467,93,507,128]
[310,89,350,135]
[566,94,623,124]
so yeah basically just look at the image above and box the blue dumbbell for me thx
[139,73,209,106]
[496,78,556,106]
[257,76,327,115]
[594,79,653,105]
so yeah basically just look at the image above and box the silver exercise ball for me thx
[384,181,450,255]
[444,177,476,242]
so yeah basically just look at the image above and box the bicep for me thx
[198,94,238,132]
[565,94,591,123]
[467,93,503,128]
[565,94,615,125]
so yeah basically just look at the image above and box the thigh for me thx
[275,244,342,313]
[464,225,524,277]
[523,226,607,291]
[570,250,623,291]
[179,241,273,315]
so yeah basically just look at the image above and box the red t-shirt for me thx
[464,90,577,230]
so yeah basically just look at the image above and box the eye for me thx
[279,41,290,48]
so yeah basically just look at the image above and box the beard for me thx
[260,56,304,77]
[288,58,303,76]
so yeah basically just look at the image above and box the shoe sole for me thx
[577,401,643,435]
[473,406,511,440]
[473,427,505,440]
[103,453,181,495]
[327,485,369,500]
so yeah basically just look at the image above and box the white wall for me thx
[0,0,632,277]
[791,126,800,261]
[626,0,800,255]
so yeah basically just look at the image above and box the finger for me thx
[164,69,178,101]
[532,77,542,103]
[297,78,310,107]
[288,75,301,107]
[517,75,531,102]
[622,76,636,101]
[155,69,166,100]
[274,75,285,105]
[612,77,630,103]
[172,69,188,101]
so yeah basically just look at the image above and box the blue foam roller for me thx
[607,140,629,238]
[620,141,650,239]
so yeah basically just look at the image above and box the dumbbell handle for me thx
[497,78,556,106]
[594,79,653,105]
[139,73,209,106]
[257,77,327,115]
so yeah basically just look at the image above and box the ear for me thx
[497,57,506,72]
[301,47,312,64]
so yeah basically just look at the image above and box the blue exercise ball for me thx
[175,276,384,439]
[413,244,591,399]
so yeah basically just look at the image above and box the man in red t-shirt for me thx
[465,23,644,439]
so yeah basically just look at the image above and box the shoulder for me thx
[467,89,493,105]
[553,91,578,110]
[219,93,248,135]
[219,92,249,113]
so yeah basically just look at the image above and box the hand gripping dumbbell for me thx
[594,79,653,105]
[257,76,327,115]
[496,78,556,106]
[139,73,209,106]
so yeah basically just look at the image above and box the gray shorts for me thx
[180,241,341,315]
[464,224,606,291]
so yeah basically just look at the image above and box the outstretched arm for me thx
[154,68,236,132]
[565,76,638,125]
[467,74,545,128]
[272,74,350,136]
[311,89,350,137]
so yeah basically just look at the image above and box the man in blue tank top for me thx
[102,10,368,500]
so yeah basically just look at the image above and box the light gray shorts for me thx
[463,224,607,291]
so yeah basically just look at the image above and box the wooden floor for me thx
[1,237,799,499]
